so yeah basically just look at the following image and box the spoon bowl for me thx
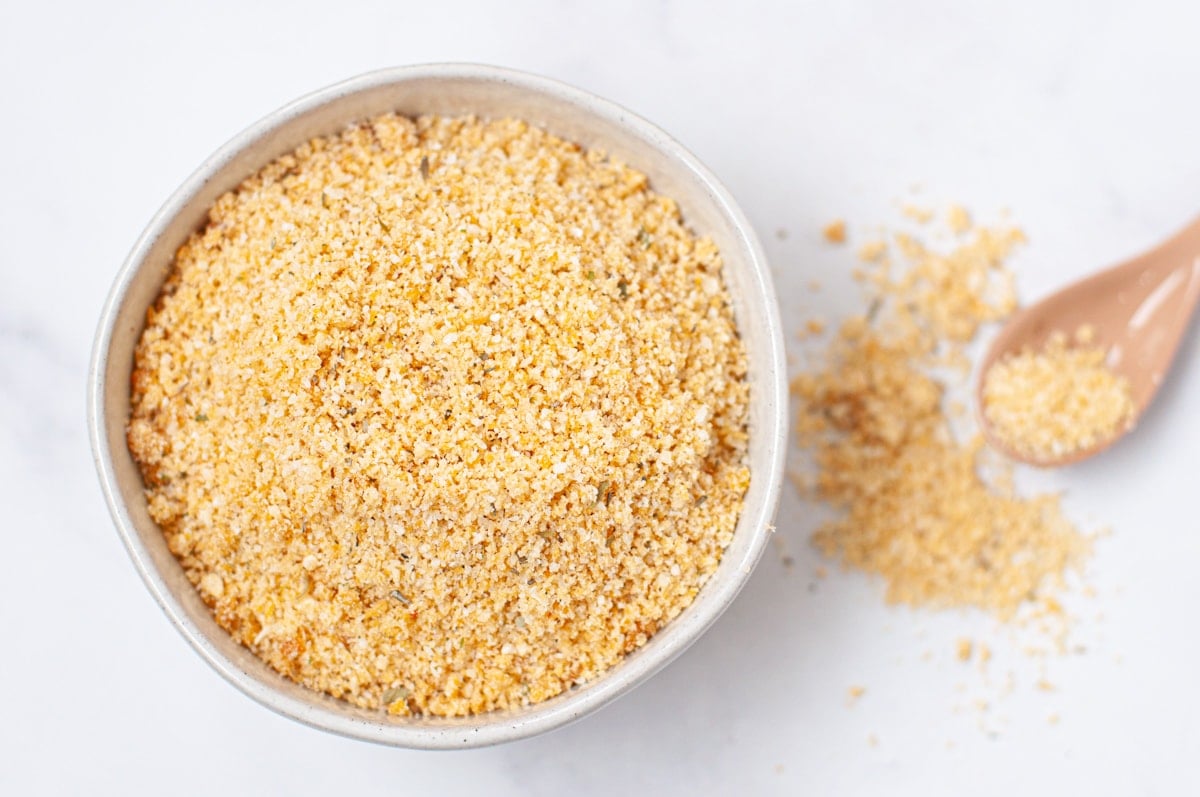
[977,216,1200,467]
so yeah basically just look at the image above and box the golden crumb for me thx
[946,205,972,235]
[127,114,749,717]
[847,685,867,703]
[901,203,933,223]
[956,639,974,662]
[982,331,1134,460]
[822,219,847,244]
[793,209,1088,617]
[857,240,888,263]
[806,318,826,335]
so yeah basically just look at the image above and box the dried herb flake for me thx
[381,685,410,705]
[595,479,613,506]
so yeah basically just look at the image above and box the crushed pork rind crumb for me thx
[822,220,847,244]
[127,114,750,717]
[792,212,1089,617]
[982,329,1134,460]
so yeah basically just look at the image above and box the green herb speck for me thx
[381,685,411,705]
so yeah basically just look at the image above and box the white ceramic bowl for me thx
[88,64,786,749]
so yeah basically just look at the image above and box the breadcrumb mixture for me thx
[128,114,750,717]
[983,329,1134,460]
[795,215,1088,616]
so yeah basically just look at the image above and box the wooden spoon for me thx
[977,216,1200,467]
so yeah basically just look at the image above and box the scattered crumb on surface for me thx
[773,535,795,570]
[127,114,750,717]
[901,203,933,223]
[788,469,813,496]
[792,211,1089,617]
[956,639,974,662]
[822,219,847,244]
[857,240,888,263]
[946,205,972,235]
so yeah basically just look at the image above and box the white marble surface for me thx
[3,1,1199,794]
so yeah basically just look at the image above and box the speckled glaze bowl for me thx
[88,64,786,749]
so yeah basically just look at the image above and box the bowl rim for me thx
[88,62,787,749]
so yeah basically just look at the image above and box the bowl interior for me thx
[90,65,785,748]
